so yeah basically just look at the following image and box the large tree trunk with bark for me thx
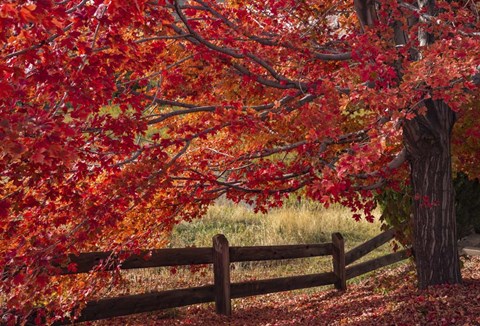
[354,0,463,288]
[403,99,462,289]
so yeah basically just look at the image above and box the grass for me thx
[113,198,396,298]
[171,198,383,247]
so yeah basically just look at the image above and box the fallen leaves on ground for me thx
[87,257,480,325]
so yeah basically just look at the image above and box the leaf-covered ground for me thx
[88,257,480,326]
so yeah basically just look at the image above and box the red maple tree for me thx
[1,0,479,323]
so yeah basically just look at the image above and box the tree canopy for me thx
[1,0,479,323]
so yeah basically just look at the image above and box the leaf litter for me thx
[84,257,480,326]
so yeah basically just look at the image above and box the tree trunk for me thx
[403,99,462,289]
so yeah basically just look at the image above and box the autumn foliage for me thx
[0,0,479,323]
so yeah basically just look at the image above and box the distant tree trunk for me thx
[403,99,462,289]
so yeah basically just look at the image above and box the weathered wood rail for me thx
[345,228,410,279]
[48,229,408,324]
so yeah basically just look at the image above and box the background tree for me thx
[0,0,479,322]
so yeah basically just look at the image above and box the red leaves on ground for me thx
[87,259,480,325]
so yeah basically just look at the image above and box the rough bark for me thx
[403,99,462,289]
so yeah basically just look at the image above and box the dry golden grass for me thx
[172,199,383,247]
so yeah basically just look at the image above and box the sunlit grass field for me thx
[172,198,383,248]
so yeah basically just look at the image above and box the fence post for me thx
[213,234,231,316]
[332,232,346,291]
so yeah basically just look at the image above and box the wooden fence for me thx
[49,229,408,324]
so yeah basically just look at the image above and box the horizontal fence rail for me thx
[55,243,334,275]
[41,229,409,325]
[56,247,214,274]
[231,272,337,298]
[230,243,333,262]
[70,285,216,324]
[345,228,396,265]
[346,249,410,280]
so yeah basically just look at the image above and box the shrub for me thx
[377,173,480,245]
